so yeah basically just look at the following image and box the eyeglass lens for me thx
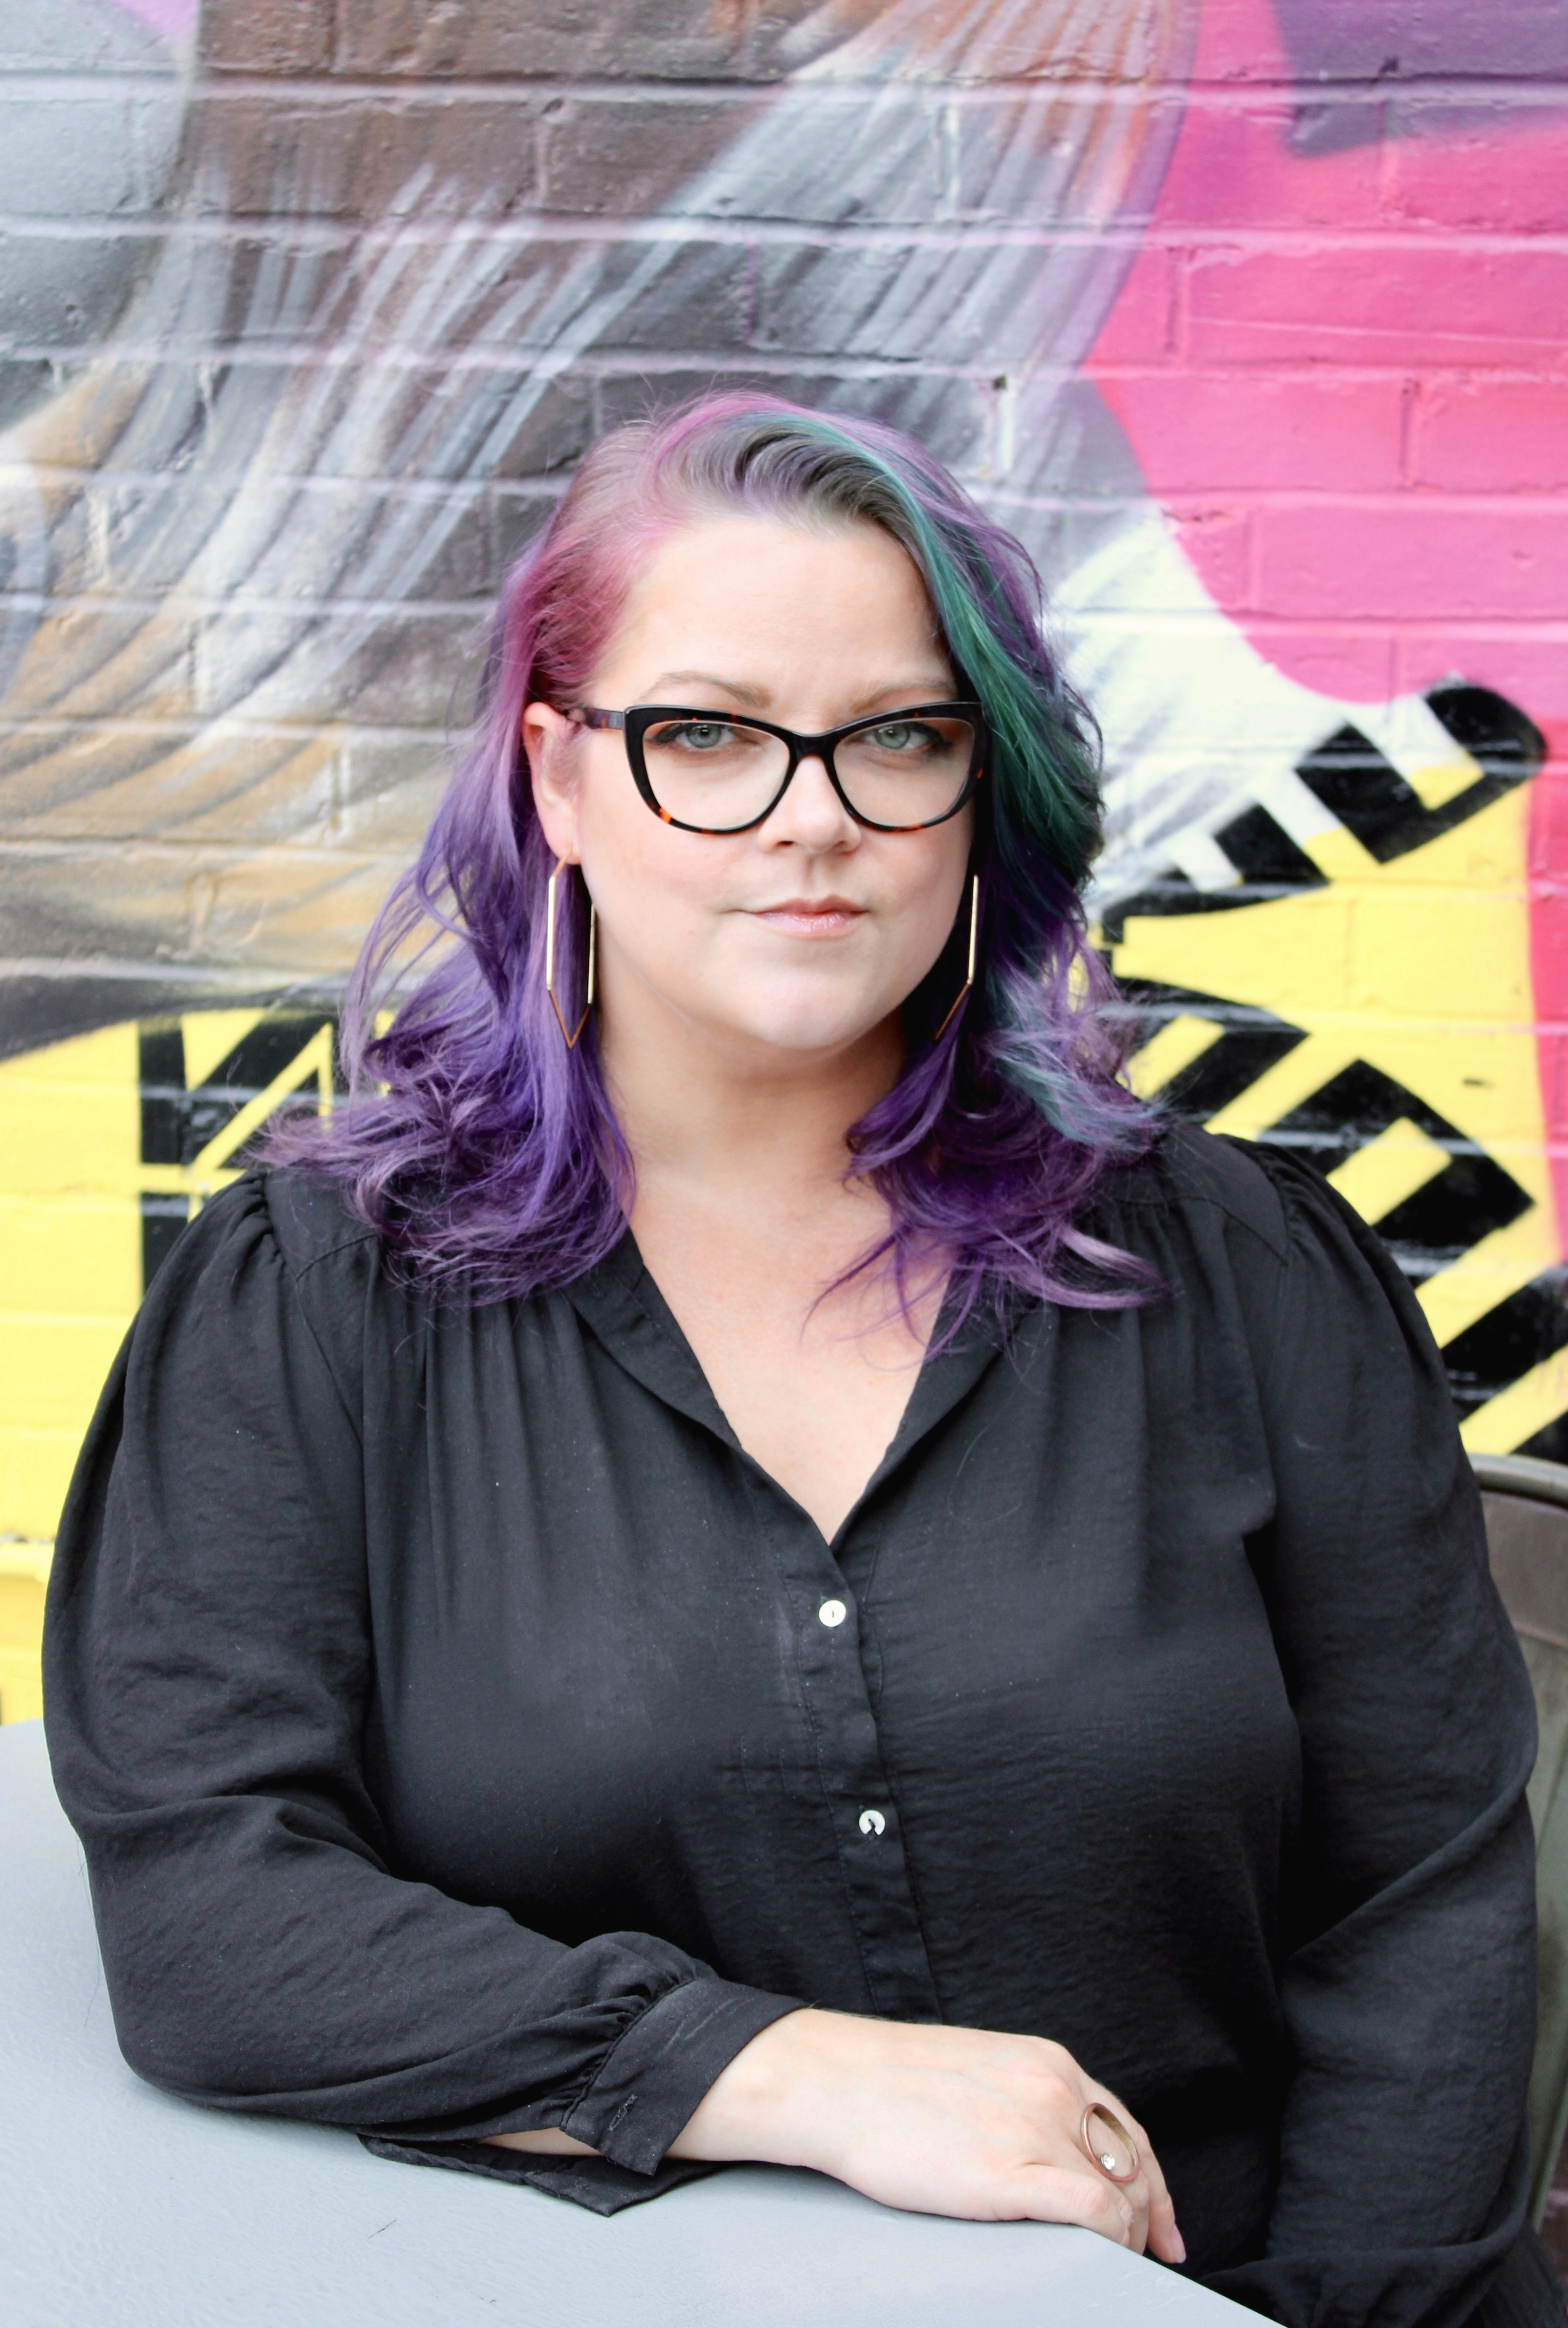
[639,713,976,830]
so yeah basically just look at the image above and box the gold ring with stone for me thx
[1081,2103,1140,2184]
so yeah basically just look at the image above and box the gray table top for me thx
[0,1720,1247,2326]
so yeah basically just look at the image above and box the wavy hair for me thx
[274,394,1157,1330]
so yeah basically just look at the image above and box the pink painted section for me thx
[1086,0,1568,702]
[1085,0,1568,1253]
[1530,735,1568,1255]
[104,0,199,40]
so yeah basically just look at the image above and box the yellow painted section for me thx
[185,1022,333,1205]
[1408,757,1484,812]
[1112,781,1561,1388]
[1415,1207,1561,1354]
[0,1541,54,1585]
[0,1024,142,1538]
[0,1023,142,1722]
[1463,1349,1568,1457]
[1125,1011,1225,1098]
[0,1009,341,1718]
[0,1543,50,1723]
[1327,1116,1450,1226]
[182,1009,267,1091]
[1292,823,1383,890]
[1202,1037,1359,1142]
[0,1574,47,1725]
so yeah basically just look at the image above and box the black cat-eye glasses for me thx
[566,702,986,836]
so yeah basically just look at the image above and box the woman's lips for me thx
[750,899,866,935]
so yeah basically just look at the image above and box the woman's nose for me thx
[761,752,857,845]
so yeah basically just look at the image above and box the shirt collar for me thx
[560,1231,1028,1526]
[561,1231,741,1451]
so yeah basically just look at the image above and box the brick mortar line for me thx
[0,837,398,863]
[0,718,448,740]
[6,483,1568,549]
[1056,615,1568,634]
[9,344,1566,376]
[5,72,1568,105]
[172,72,1568,98]
[0,471,571,496]
[4,362,1561,400]
[0,834,404,860]
[0,951,351,979]
[0,728,443,746]
[3,216,1565,253]
[0,590,493,614]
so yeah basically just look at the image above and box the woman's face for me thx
[525,514,975,1069]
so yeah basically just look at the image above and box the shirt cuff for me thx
[559,1976,805,2177]
[358,2134,720,2214]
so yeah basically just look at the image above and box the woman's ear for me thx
[523,703,581,865]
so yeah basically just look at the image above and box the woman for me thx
[44,398,1554,2324]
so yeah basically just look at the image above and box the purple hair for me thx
[274,395,1158,1333]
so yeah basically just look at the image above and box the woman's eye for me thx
[664,722,734,751]
[869,723,926,751]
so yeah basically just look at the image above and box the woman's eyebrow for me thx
[845,678,957,714]
[642,671,770,706]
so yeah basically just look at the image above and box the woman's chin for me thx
[697,996,901,1064]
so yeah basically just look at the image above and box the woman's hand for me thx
[666,2009,1184,2264]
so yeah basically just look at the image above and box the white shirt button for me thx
[818,1599,847,1628]
[858,1807,886,1837]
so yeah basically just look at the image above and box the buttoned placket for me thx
[747,1468,942,2022]
[562,1236,1017,2033]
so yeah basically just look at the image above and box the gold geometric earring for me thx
[934,873,980,1040]
[545,859,597,1048]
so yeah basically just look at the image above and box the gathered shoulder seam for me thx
[1094,1125,1292,1268]
[255,1173,372,1450]
[253,1168,381,1289]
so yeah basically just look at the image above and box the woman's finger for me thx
[1136,2152,1185,2268]
[1080,2085,1185,2267]
[1000,2160,1141,2245]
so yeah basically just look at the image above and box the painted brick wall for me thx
[0,0,1565,1715]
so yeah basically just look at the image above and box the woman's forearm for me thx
[494,2008,1184,2265]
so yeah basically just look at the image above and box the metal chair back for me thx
[1474,1450,1568,2227]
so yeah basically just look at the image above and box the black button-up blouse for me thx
[43,1124,1540,2327]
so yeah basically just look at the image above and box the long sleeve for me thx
[42,1179,800,2183]
[1206,1141,1539,2328]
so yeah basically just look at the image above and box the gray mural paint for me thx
[0,0,1202,1050]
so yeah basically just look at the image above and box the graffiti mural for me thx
[0,0,1565,1712]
